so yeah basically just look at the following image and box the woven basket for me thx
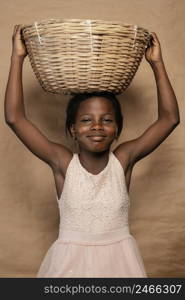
[22,18,151,95]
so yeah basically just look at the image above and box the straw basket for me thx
[22,19,151,95]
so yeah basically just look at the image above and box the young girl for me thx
[4,25,180,277]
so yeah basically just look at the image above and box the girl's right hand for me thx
[12,24,28,58]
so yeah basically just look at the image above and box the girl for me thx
[4,25,180,277]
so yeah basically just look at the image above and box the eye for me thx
[103,118,113,122]
[80,118,91,122]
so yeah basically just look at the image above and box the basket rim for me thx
[21,18,151,34]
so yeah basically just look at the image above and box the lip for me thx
[87,134,107,137]
[87,136,106,141]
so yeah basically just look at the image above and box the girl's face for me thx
[70,97,118,152]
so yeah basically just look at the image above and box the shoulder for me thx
[50,142,73,177]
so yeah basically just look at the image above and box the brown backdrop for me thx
[1,0,184,277]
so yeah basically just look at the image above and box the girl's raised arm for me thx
[4,25,72,174]
[115,32,180,165]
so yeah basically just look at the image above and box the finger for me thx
[13,24,21,36]
[16,24,22,32]
[15,25,22,37]
[13,25,18,35]
[150,32,160,43]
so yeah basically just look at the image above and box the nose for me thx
[90,120,103,130]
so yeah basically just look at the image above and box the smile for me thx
[87,136,106,141]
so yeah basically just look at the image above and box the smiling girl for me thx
[4,25,180,277]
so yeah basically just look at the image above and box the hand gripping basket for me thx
[22,19,151,95]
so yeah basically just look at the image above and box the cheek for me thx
[106,125,117,135]
[76,125,88,136]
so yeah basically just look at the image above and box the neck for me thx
[78,148,110,172]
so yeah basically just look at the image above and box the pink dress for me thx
[37,151,147,277]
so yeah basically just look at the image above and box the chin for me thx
[78,140,113,153]
[88,144,111,153]
[91,148,108,153]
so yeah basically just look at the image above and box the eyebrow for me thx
[79,113,114,117]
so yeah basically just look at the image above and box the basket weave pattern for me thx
[22,19,151,95]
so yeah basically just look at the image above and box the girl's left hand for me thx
[145,32,163,65]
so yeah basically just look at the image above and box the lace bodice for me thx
[58,151,130,234]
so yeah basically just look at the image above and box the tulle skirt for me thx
[36,227,147,278]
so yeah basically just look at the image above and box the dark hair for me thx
[65,91,123,138]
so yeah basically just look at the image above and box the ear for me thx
[70,124,76,138]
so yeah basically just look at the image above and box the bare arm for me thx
[4,25,72,173]
[115,32,180,165]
